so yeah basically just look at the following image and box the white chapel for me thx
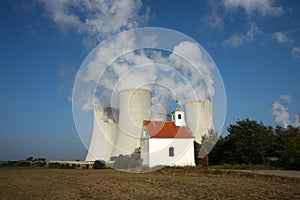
[140,101,195,167]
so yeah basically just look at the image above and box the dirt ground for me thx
[0,168,299,199]
[226,169,300,178]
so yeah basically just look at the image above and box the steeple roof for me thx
[172,99,183,114]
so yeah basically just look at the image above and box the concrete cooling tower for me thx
[85,107,117,161]
[86,90,213,161]
[184,99,213,144]
[112,88,151,156]
[151,114,168,121]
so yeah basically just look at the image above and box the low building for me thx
[140,101,195,167]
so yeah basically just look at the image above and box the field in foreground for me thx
[0,168,299,199]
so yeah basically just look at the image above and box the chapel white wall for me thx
[144,138,195,167]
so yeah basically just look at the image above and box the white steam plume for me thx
[81,38,215,114]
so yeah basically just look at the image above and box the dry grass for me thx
[0,168,299,199]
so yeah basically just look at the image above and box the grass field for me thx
[0,167,299,199]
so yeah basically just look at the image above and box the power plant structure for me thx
[85,107,118,161]
[85,88,213,162]
[184,99,213,144]
[112,89,151,157]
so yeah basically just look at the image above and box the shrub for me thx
[111,152,142,169]
[93,160,106,169]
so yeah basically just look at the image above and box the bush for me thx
[71,164,77,169]
[49,162,61,169]
[111,152,142,169]
[59,164,70,169]
[93,160,106,169]
[34,161,46,167]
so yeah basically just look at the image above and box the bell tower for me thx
[171,99,186,127]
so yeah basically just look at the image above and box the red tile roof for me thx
[144,120,194,138]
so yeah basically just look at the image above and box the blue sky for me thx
[0,0,299,161]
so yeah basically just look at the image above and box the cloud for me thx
[58,64,77,94]
[169,41,215,97]
[202,13,224,30]
[223,21,261,47]
[272,101,291,128]
[202,0,224,30]
[223,0,284,16]
[37,0,148,43]
[272,101,291,127]
[279,95,292,104]
[292,47,300,58]
[272,95,299,127]
[34,0,150,103]
[223,33,245,47]
[42,2,216,113]
[271,33,299,59]
[272,32,292,43]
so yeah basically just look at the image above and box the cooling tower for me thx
[85,107,117,161]
[151,114,168,121]
[184,99,213,144]
[113,88,151,156]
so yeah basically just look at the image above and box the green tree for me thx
[209,119,275,165]
[226,119,274,165]
[209,137,228,165]
[274,125,300,169]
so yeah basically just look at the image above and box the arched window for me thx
[169,147,174,157]
[178,114,181,119]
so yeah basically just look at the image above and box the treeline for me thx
[0,157,46,168]
[48,162,79,169]
[208,119,300,169]
[46,160,106,169]
[0,156,107,170]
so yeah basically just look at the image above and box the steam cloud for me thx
[80,38,215,114]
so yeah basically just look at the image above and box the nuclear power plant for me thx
[184,99,213,144]
[85,88,213,162]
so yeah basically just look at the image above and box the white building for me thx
[140,103,195,167]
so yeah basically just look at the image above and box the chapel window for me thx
[169,147,174,157]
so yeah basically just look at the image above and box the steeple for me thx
[171,98,186,127]
[174,99,181,111]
